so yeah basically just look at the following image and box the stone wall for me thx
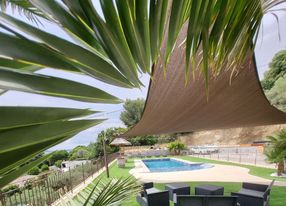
[179,124,286,146]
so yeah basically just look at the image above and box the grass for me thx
[79,157,286,206]
[177,156,286,182]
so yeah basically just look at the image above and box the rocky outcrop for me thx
[179,124,286,145]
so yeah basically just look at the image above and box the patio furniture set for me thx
[136,180,275,206]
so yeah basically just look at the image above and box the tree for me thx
[261,50,286,90]
[48,150,69,165]
[88,127,127,159]
[69,146,91,160]
[265,130,286,176]
[129,135,158,146]
[120,99,178,146]
[265,76,286,112]
[261,50,286,112]
[167,141,187,155]
[120,98,145,127]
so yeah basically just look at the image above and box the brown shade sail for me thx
[125,25,286,137]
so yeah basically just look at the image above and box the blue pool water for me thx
[142,158,212,172]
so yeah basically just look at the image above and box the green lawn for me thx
[177,156,286,182]
[80,157,286,206]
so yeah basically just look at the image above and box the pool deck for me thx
[130,158,286,186]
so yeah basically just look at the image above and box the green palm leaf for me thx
[0,0,45,23]
[0,12,136,88]
[165,0,191,71]
[0,119,103,154]
[0,107,101,183]
[1,0,284,89]
[0,119,103,175]
[79,0,141,86]
[0,106,94,130]
[115,0,151,74]
[0,67,121,103]
[0,57,42,71]
[0,153,52,188]
[0,32,79,73]
[0,135,72,176]
[68,177,141,206]
[149,0,168,62]
[29,0,101,51]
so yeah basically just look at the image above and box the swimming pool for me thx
[142,158,213,172]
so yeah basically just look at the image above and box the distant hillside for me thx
[179,124,286,146]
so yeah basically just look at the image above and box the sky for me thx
[0,3,285,150]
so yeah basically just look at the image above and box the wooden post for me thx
[23,188,28,205]
[81,162,85,184]
[27,187,32,206]
[103,138,110,178]
[46,176,52,205]
[69,167,73,193]
[18,190,23,206]
[13,192,18,206]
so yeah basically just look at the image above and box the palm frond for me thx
[0,0,46,24]
[0,153,53,188]
[66,177,141,206]
[165,0,286,87]
[0,106,102,187]
[265,129,286,164]
[0,67,122,103]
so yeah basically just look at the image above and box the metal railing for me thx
[189,146,275,168]
[0,153,117,206]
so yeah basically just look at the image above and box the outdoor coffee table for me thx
[195,185,224,195]
[165,183,190,201]
[144,187,161,197]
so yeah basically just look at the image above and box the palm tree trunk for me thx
[277,161,284,176]
[284,159,286,174]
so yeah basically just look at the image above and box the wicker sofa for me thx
[174,195,238,206]
[231,180,275,206]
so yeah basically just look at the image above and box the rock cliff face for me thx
[179,124,286,145]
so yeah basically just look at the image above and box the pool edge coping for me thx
[135,157,209,173]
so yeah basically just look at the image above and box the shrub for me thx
[129,135,158,146]
[167,141,187,155]
[0,185,21,196]
[41,164,49,172]
[48,150,69,165]
[265,129,286,175]
[55,160,63,168]
[28,167,40,175]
